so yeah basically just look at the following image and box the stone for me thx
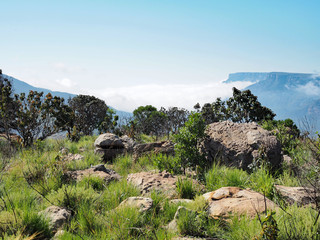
[120,135,136,152]
[133,141,174,162]
[205,187,277,218]
[127,171,203,198]
[94,133,124,149]
[204,121,282,170]
[118,197,153,212]
[65,164,121,183]
[170,199,193,205]
[275,185,319,207]
[63,153,84,161]
[94,133,135,161]
[39,206,71,232]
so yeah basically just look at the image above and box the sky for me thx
[1,0,319,111]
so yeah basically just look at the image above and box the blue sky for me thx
[1,0,319,111]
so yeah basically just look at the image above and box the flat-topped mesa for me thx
[204,121,282,170]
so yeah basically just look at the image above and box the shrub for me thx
[152,153,181,174]
[174,112,207,179]
[176,207,222,238]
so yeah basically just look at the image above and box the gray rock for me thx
[94,133,135,161]
[118,197,153,212]
[65,164,121,183]
[133,141,174,162]
[204,121,282,170]
[94,133,124,149]
[39,206,71,232]
[275,185,319,207]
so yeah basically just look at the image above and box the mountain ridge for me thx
[225,72,320,131]
[1,73,132,118]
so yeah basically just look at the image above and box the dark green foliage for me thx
[160,106,190,137]
[133,105,167,139]
[174,112,207,178]
[199,87,275,124]
[152,153,182,175]
[98,108,119,133]
[0,77,18,143]
[69,94,108,135]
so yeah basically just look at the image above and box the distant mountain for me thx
[1,73,132,118]
[225,72,320,131]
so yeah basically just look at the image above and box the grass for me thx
[0,135,319,239]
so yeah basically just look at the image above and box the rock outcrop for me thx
[205,187,277,218]
[133,141,174,162]
[127,171,203,198]
[204,121,281,170]
[39,206,71,233]
[65,164,121,183]
[94,133,135,161]
[118,197,153,212]
[275,185,319,207]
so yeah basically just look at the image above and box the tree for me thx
[0,77,18,143]
[133,105,166,138]
[160,107,190,138]
[226,87,275,123]
[41,93,72,139]
[98,108,119,133]
[174,112,207,179]
[199,88,275,124]
[69,95,108,136]
[14,91,54,146]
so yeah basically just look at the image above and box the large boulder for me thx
[205,187,277,218]
[133,141,174,162]
[65,164,121,183]
[94,133,135,161]
[204,121,281,170]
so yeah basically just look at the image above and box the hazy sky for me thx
[1,0,319,111]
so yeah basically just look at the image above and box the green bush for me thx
[176,207,222,238]
[174,112,207,179]
[152,153,181,174]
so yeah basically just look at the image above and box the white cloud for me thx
[56,78,77,88]
[296,82,320,96]
[88,81,253,112]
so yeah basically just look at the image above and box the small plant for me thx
[22,212,52,239]
[253,211,279,240]
[176,177,196,199]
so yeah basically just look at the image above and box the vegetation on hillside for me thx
[0,70,319,239]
